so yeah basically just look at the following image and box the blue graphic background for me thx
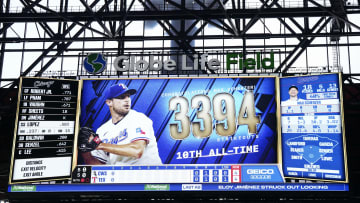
[79,77,277,164]
[241,165,284,183]
[280,74,346,181]
[280,74,340,101]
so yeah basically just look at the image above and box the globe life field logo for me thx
[83,53,107,74]
[83,51,274,74]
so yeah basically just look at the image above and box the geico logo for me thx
[247,169,274,174]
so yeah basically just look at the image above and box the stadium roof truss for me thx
[0,0,360,87]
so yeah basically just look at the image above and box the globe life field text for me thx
[111,52,275,72]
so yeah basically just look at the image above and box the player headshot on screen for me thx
[78,83,162,165]
[281,85,304,106]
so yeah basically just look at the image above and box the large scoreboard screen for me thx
[280,74,347,181]
[9,78,79,184]
[8,74,348,193]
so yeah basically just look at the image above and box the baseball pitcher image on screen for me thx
[78,83,162,165]
[281,85,305,106]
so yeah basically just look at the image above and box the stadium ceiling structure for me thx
[0,0,360,88]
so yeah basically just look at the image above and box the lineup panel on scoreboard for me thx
[9,77,79,184]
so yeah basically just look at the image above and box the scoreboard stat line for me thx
[17,121,75,135]
[88,165,241,184]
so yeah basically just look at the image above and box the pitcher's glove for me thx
[78,127,102,152]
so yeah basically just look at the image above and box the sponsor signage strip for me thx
[83,51,276,74]
[9,183,348,192]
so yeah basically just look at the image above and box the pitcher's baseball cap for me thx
[288,85,298,91]
[105,83,136,99]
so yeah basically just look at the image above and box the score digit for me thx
[191,95,212,138]
[169,96,190,140]
[213,93,236,136]
[238,91,260,134]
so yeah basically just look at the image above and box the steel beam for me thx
[309,0,360,31]
[20,0,56,37]
[20,0,115,78]
[275,17,332,73]
[22,0,109,37]
[1,31,360,43]
[0,0,10,81]
[0,7,345,23]
[0,0,359,79]
[115,0,135,37]
[79,0,113,37]
[164,0,235,35]
[0,0,41,35]
[140,0,195,53]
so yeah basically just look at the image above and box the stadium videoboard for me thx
[280,74,348,182]
[9,78,80,184]
[8,74,349,193]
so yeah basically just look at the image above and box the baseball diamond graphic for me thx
[286,134,339,165]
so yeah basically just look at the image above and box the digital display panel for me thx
[280,74,347,181]
[74,77,278,184]
[9,77,79,184]
[8,74,349,193]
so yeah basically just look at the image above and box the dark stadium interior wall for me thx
[0,88,16,199]
[343,84,360,195]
